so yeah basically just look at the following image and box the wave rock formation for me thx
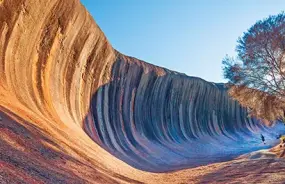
[1,0,285,183]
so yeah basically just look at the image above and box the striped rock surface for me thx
[84,54,285,171]
[1,0,285,183]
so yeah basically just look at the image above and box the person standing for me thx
[261,134,265,144]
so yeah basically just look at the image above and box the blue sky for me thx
[81,0,285,82]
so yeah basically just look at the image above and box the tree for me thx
[223,12,285,123]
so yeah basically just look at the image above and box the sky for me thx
[81,0,285,82]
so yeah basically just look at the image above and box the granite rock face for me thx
[1,0,285,180]
[84,54,285,171]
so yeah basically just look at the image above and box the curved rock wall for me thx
[0,0,115,127]
[1,0,285,180]
[84,54,285,171]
